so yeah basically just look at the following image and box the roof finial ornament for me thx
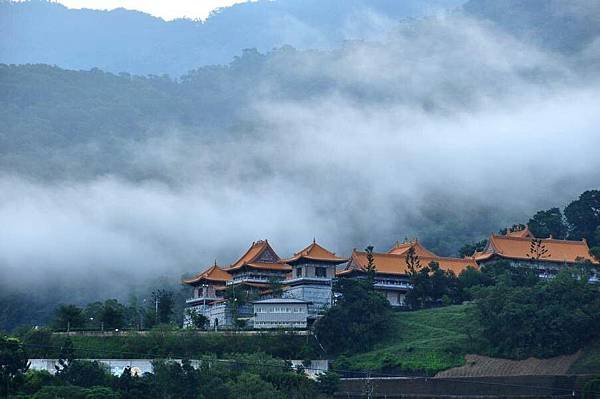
[313,236,316,244]
[214,259,217,267]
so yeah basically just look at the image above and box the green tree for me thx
[53,304,86,331]
[99,299,126,330]
[147,289,175,326]
[458,266,492,290]
[590,245,600,262]
[150,359,201,399]
[498,224,527,235]
[21,370,56,396]
[405,246,421,275]
[528,207,567,239]
[0,335,30,396]
[84,302,104,330]
[480,260,539,287]
[33,385,87,399]
[185,308,209,330]
[227,372,285,399]
[565,190,600,246]
[361,245,377,284]
[458,239,487,258]
[59,360,113,388]
[84,386,120,399]
[316,370,340,395]
[118,366,152,399]
[475,269,600,358]
[406,261,461,309]
[527,238,550,260]
[54,337,75,376]
[315,278,392,354]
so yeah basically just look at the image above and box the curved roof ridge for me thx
[493,234,588,245]
[283,240,347,263]
[183,263,232,285]
[228,239,281,270]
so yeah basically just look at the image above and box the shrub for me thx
[33,385,87,399]
[475,269,600,358]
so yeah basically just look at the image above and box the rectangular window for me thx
[315,267,327,277]
[296,267,302,278]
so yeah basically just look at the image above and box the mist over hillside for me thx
[1,0,600,330]
[0,0,465,75]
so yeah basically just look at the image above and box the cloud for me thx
[1,13,599,295]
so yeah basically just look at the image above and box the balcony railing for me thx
[227,275,285,285]
[373,281,412,290]
[284,276,331,284]
[186,296,218,304]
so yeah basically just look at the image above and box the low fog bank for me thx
[1,13,600,296]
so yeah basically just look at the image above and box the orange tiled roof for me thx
[226,240,292,272]
[474,235,598,264]
[506,226,534,238]
[183,264,231,285]
[388,240,437,257]
[246,262,292,271]
[341,249,477,277]
[282,240,348,264]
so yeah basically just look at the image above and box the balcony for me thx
[284,276,331,285]
[373,281,412,290]
[227,274,284,285]
[186,296,217,304]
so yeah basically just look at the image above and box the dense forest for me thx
[2,0,599,75]
[0,0,466,75]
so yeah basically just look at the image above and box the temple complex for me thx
[226,240,292,288]
[281,240,347,316]
[183,231,598,329]
[338,240,476,307]
[473,227,598,278]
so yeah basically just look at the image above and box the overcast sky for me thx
[52,0,252,20]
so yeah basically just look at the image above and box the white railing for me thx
[186,296,217,304]
[284,277,331,284]
[374,281,412,289]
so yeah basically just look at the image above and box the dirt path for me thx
[435,352,581,377]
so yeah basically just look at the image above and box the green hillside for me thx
[337,304,600,377]
[335,304,486,375]
[569,339,600,375]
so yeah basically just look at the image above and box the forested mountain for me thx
[1,0,600,331]
[0,0,465,75]
[3,0,599,76]
[464,0,600,54]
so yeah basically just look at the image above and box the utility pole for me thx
[362,371,374,399]
[155,296,159,324]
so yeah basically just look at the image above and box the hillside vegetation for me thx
[335,305,485,375]
[0,0,465,75]
[569,339,600,375]
[337,301,600,377]
[21,328,320,360]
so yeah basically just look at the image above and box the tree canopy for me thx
[475,269,600,358]
[315,278,392,354]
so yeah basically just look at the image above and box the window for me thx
[315,267,327,278]
[296,267,302,278]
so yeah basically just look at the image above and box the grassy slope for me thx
[569,339,600,375]
[338,304,486,375]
